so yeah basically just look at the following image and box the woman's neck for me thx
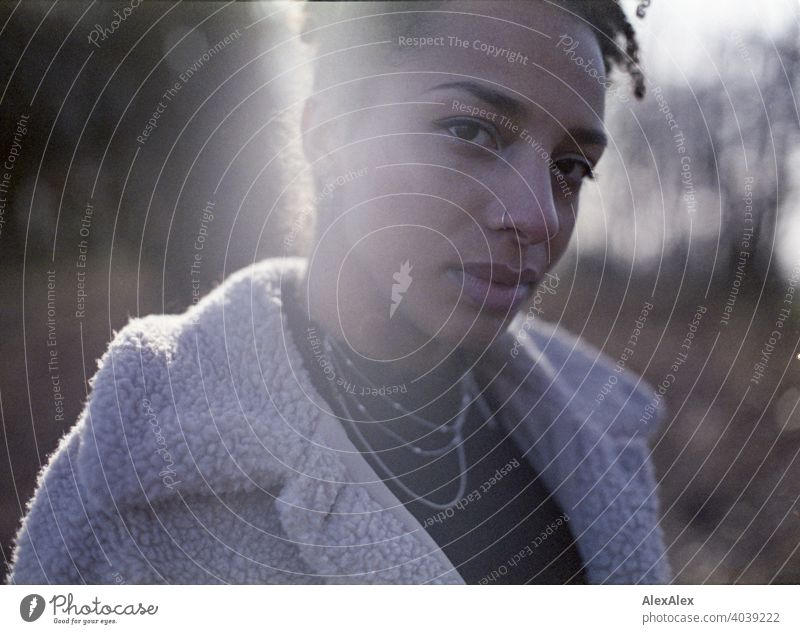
[295,261,473,412]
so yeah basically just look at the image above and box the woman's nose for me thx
[498,160,560,246]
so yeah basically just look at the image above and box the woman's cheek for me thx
[546,224,576,267]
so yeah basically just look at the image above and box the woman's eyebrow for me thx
[425,81,526,118]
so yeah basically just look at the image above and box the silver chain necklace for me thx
[321,331,476,509]
[323,334,467,432]
[323,332,498,433]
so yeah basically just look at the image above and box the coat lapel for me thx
[478,329,669,583]
[273,400,465,584]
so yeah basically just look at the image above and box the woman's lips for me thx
[446,265,534,313]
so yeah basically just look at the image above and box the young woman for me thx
[9,0,669,584]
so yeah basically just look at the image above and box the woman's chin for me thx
[422,306,519,354]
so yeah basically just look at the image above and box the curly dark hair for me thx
[302,0,649,99]
[559,0,647,98]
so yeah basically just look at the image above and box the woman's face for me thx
[304,1,606,353]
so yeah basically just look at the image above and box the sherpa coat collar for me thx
[9,257,670,584]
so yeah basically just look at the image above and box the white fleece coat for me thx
[8,257,671,584]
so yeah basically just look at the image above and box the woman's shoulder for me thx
[511,315,665,441]
[99,256,306,384]
[54,257,312,509]
[9,257,329,583]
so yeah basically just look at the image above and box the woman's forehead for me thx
[329,1,607,116]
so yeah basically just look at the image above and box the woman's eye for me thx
[554,156,595,182]
[442,118,499,150]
